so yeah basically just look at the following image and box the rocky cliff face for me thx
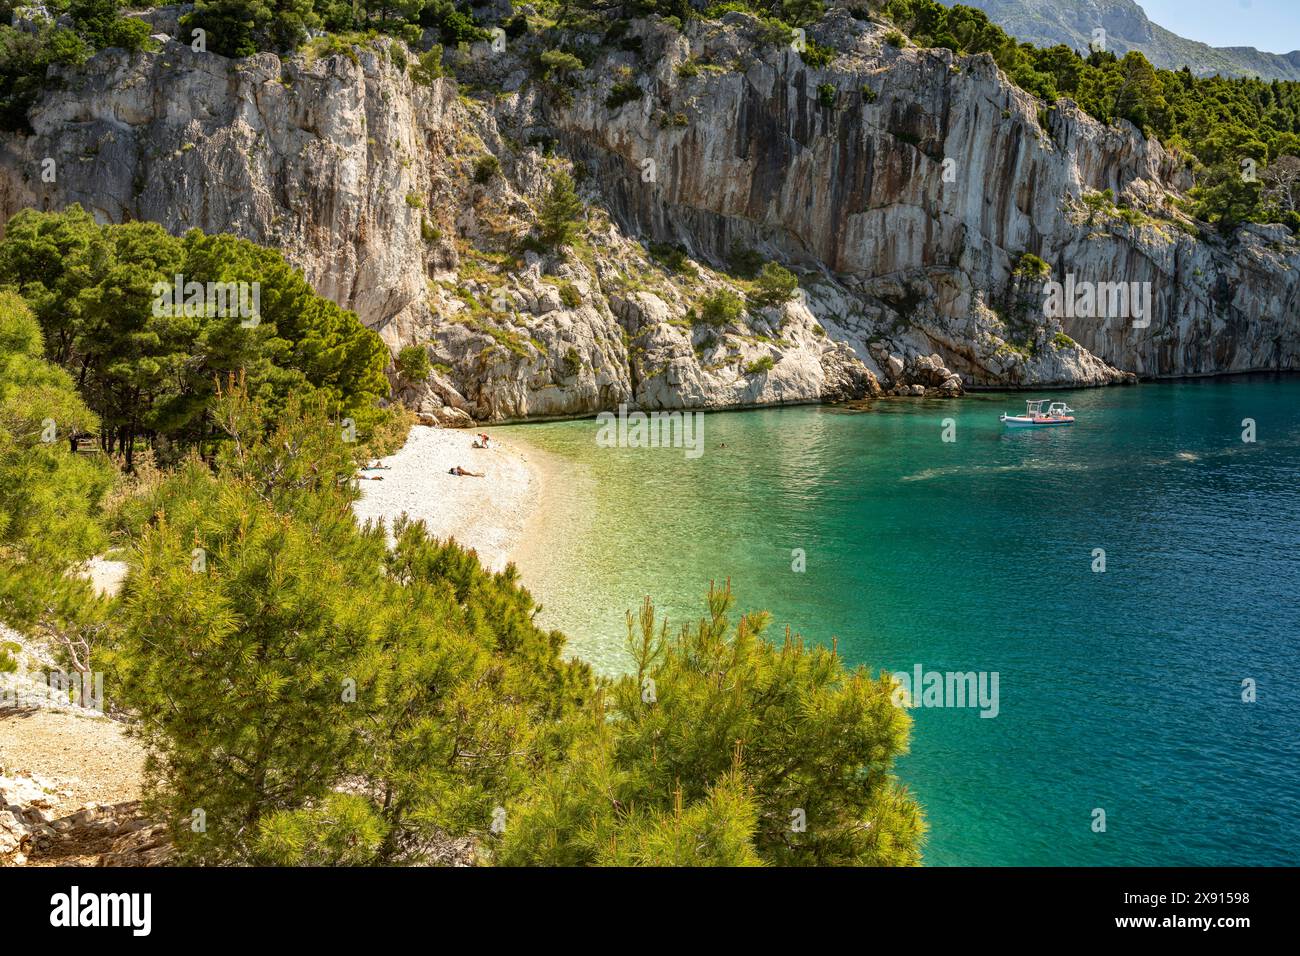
[1,8,1296,422]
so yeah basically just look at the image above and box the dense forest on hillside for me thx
[0,207,924,865]
[4,1,1297,231]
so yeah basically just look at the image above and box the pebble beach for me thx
[350,425,541,573]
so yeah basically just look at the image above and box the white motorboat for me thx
[1000,399,1075,427]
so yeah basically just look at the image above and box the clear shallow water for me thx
[497,378,1300,866]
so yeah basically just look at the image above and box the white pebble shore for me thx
[350,425,539,573]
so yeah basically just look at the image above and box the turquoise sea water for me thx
[497,378,1300,866]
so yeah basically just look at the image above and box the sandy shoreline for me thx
[351,425,548,574]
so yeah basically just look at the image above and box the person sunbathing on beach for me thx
[449,466,483,477]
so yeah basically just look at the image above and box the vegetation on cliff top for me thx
[3,1,1298,229]
[0,0,152,130]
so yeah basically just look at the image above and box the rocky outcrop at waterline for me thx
[0,8,1295,422]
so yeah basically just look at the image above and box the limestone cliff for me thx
[1,8,1296,422]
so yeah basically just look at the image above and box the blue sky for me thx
[1139,0,1300,54]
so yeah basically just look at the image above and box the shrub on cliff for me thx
[539,48,584,81]
[605,80,644,110]
[727,243,766,279]
[749,262,800,308]
[537,172,585,249]
[423,0,492,46]
[1189,164,1266,232]
[0,24,91,132]
[699,288,746,326]
[68,0,154,53]
[410,44,445,84]
[473,154,500,184]
[648,241,694,274]
[1013,252,1051,280]
[182,0,311,58]
[180,0,491,59]
[754,17,795,48]
[803,40,836,68]
[396,343,432,383]
[557,281,583,308]
[781,0,825,27]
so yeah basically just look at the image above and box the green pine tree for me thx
[537,172,585,250]
[496,583,925,866]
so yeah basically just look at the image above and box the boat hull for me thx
[1001,416,1075,428]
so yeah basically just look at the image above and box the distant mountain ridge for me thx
[941,0,1300,80]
